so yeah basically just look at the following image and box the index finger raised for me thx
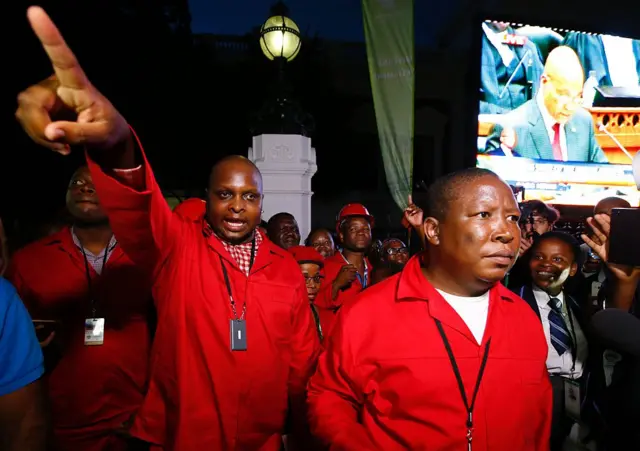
[27,7,89,89]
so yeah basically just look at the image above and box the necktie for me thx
[551,123,563,161]
[548,297,571,356]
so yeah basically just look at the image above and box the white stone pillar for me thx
[248,134,317,240]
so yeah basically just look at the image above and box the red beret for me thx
[173,198,206,221]
[288,246,324,267]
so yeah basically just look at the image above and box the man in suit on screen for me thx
[484,46,608,163]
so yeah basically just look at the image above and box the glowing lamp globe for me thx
[259,15,301,62]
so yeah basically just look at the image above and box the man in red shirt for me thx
[7,166,154,451]
[314,203,373,338]
[15,8,320,450]
[308,168,552,450]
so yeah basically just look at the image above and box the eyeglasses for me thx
[556,93,583,106]
[547,76,583,106]
[531,217,549,226]
[304,275,324,285]
[387,247,409,255]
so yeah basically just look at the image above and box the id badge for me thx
[563,378,581,421]
[84,318,105,346]
[230,319,247,351]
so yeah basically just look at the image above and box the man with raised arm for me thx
[15,7,320,451]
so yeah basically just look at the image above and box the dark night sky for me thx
[189,0,458,46]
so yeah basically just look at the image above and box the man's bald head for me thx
[206,155,264,245]
[425,167,505,221]
[543,46,584,85]
[594,196,631,216]
[208,156,263,192]
[541,46,585,124]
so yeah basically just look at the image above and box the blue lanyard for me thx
[341,253,368,288]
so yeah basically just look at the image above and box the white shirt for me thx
[437,289,490,345]
[532,285,588,378]
[482,23,515,67]
[537,93,568,161]
[601,35,639,87]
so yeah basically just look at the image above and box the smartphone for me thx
[609,208,640,267]
[33,319,57,342]
[588,250,601,261]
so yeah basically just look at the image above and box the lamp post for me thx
[259,3,301,62]
[252,1,313,136]
[248,1,318,242]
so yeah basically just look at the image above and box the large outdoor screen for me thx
[477,21,640,205]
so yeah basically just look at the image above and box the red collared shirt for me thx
[308,254,552,451]
[6,226,153,451]
[88,139,320,451]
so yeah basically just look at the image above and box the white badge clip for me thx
[84,318,105,346]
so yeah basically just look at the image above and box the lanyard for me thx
[80,241,112,318]
[219,238,256,320]
[310,304,323,341]
[434,319,491,451]
[566,308,577,374]
[340,253,368,288]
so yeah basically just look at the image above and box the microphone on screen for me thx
[597,123,635,162]
[498,49,532,99]
[592,309,640,357]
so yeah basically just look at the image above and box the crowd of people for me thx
[2,6,640,451]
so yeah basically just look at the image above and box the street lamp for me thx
[259,14,301,62]
[251,1,313,137]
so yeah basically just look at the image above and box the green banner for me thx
[362,0,415,210]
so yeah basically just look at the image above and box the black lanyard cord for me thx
[434,318,491,446]
[80,240,112,317]
[310,304,323,341]
[566,305,577,373]
[219,237,256,321]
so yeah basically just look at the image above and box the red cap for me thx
[288,246,324,267]
[336,203,375,234]
[173,198,206,221]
